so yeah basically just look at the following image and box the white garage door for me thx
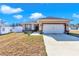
[43,24,65,33]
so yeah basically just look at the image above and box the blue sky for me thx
[0,3,79,25]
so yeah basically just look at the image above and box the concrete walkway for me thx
[43,34,79,56]
[31,32,40,35]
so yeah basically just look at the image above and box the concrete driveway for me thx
[46,34,79,41]
[43,34,79,56]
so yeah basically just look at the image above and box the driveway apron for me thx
[43,34,79,56]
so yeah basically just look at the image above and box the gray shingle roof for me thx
[38,17,70,20]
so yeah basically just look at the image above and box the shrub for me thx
[27,32,31,36]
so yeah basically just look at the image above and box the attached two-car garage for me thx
[43,24,65,33]
[38,18,69,34]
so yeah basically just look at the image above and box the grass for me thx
[69,30,79,34]
[69,30,79,37]
[0,33,47,56]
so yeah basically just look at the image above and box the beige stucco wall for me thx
[21,23,39,31]
[21,19,70,32]
[38,19,70,32]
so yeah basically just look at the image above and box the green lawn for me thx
[0,33,47,56]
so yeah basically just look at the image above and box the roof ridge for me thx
[39,17,69,20]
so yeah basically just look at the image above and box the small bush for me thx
[27,32,31,36]
[23,31,32,36]
[24,31,27,34]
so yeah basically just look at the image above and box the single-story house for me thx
[0,25,23,34]
[69,24,78,30]
[0,26,12,34]
[21,17,70,34]
[0,17,70,34]
[69,26,78,30]
[11,26,23,33]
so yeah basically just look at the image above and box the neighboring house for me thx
[69,26,78,30]
[22,17,70,34]
[69,24,78,30]
[12,26,23,32]
[0,23,23,34]
[0,26,12,34]
[0,20,12,34]
[0,26,23,34]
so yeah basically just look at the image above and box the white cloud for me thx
[0,5,23,14]
[72,13,79,18]
[0,18,4,22]
[29,12,46,20]
[13,15,23,19]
